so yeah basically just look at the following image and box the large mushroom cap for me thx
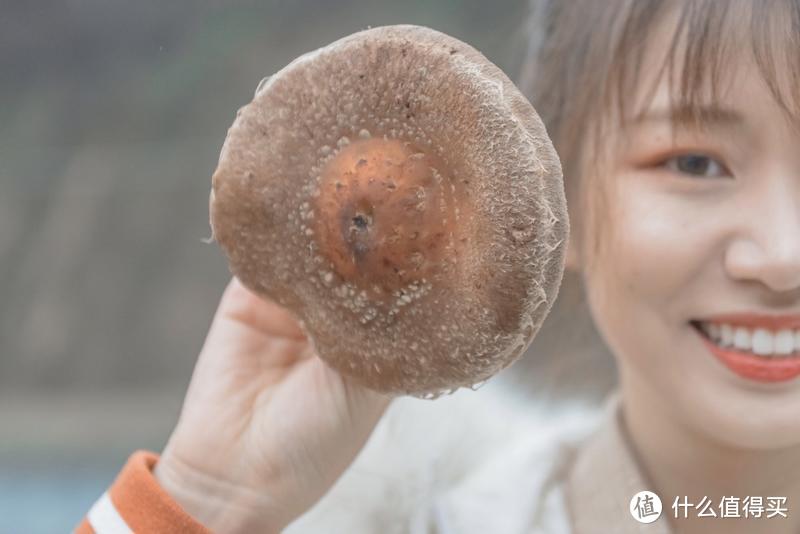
[209,25,568,398]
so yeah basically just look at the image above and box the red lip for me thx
[695,313,800,331]
[692,323,800,383]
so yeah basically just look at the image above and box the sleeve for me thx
[73,450,213,534]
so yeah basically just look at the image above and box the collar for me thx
[565,389,674,534]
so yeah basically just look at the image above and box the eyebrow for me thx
[627,104,745,129]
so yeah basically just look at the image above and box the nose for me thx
[725,178,800,293]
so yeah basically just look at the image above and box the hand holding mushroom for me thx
[156,25,567,532]
[154,277,392,533]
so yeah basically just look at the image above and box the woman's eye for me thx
[663,154,729,178]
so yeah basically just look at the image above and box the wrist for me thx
[153,449,289,534]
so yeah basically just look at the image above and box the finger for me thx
[217,276,309,341]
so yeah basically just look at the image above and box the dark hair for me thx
[518,0,800,269]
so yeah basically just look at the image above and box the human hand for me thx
[154,276,393,533]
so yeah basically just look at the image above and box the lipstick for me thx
[691,320,800,383]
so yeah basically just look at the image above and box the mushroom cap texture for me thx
[209,25,568,398]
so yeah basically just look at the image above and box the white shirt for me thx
[285,383,674,534]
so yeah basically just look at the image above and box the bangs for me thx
[519,0,800,270]
[608,0,800,133]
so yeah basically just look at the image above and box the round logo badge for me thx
[630,490,663,523]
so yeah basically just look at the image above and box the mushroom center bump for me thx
[313,136,468,300]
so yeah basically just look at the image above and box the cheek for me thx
[588,183,706,326]
[580,181,717,384]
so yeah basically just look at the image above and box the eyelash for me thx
[658,152,732,179]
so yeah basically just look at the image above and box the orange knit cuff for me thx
[74,450,213,534]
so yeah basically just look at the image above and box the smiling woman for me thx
[72,1,800,533]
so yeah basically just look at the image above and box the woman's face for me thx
[571,15,800,449]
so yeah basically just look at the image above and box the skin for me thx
[568,8,800,534]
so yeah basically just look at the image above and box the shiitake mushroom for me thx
[209,25,568,398]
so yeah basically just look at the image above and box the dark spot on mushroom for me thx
[449,48,457,54]
[352,213,369,229]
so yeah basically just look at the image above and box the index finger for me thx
[218,276,309,341]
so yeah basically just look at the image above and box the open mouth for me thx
[689,320,800,383]
[689,320,800,357]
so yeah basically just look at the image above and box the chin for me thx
[681,381,800,451]
[668,321,800,450]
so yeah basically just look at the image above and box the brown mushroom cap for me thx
[209,25,568,398]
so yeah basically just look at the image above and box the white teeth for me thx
[775,330,794,355]
[698,321,800,357]
[733,328,752,350]
[751,329,773,355]
[720,324,734,347]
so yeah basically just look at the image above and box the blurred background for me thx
[0,1,557,531]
